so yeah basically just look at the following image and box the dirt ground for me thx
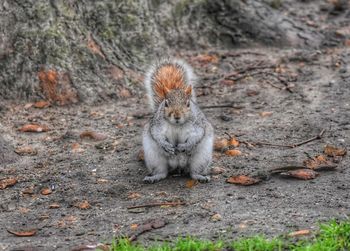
[1,46,349,250]
[1,1,350,250]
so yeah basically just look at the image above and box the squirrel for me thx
[142,58,214,183]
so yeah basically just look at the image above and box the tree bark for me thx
[0,0,322,104]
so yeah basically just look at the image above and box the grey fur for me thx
[142,59,214,183]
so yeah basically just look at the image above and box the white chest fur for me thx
[163,122,193,146]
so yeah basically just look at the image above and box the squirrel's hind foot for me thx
[191,174,211,183]
[143,173,167,183]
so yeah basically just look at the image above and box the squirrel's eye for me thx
[165,100,169,107]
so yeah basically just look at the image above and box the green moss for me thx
[57,2,76,19]
[33,3,50,21]
[100,27,116,40]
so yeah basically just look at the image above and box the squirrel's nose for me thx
[174,114,181,120]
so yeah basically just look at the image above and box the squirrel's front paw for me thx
[162,143,175,156]
[177,143,192,153]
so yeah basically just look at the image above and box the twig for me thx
[200,104,244,109]
[255,129,326,148]
[127,201,185,209]
[224,62,275,79]
[293,128,326,147]
[263,80,284,90]
[220,51,266,58]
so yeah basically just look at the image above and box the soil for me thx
[1,1,350,251]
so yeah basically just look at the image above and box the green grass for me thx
[105,220,350,251]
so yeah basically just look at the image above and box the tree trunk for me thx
[0,0,322,104]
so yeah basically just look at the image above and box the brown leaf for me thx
[210,213,222,222]
[128,192,141,200]
[49,203,60,209]
[259,111,273,117]
[80,131,107,141]
[119,88,132,98]
[19,207,30,214]
[280,169,319,180]
[130,224,138,230]
[211,166,225,175]
[288,229,311,237]
[34,100,50,108]
[193,54,219,64]
[185,179,198,189]
[304,155,333,170]
[7,229,37,237]
[214,139,229,151]
[228,137,240,147]
[324,145,347,157]
[96,178,109,184]
[109,65,124,81]
[87,34,105,59]
[137,149,144,161]
[225,149,242,156]
[227,175,261,185]
[22,187,35,195]
[0,178,17,189]
[18,124,49,133]
[40,187,52,195]
[71,143,84,153]
[14,146,37,156]
[75,200,90,210]
[335,26,350,37]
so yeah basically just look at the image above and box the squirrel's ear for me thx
[185,86,192,96]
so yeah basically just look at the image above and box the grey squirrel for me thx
[142,58,214,183]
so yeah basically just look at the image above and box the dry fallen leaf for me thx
[185,179,198,189]
[225,149,242,156]
[138,149,144,161]
[211,166,225,175]
[193,54,219,64]
[22,187,34,195]
[280,169,319,180]
[130,224,138,230]
[49,203,60,209]
[227,175,261,185]
[19,207,30,214]
[14,146,37,156]
[128,192,141,200]
[259,111,273,117]
[228,137,240,147]
[214,139,229,151]
[96,178,109,184]
[34,100,50,108]
[18,124,49,133]
[0,178,17,189]
[324,145,347,157]
[7,229,37,237]
[119,88,132,98]
[40,187,52,195]
[288,229,311,237]
[87,34,105,59]
[71,143,84,153]
[211,213,222,222]
[304,155,332,170]
[75,200,90,210]
[80,131,107,141]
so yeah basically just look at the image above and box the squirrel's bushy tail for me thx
[144,58,196,111]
